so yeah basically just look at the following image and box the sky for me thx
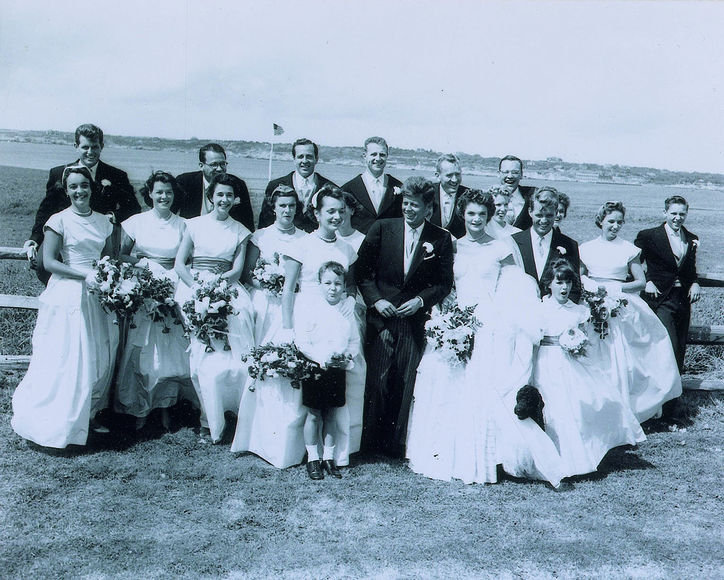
[0,0,722,173]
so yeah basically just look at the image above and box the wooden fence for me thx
[1,245,723,390]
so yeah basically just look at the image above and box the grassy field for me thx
[1,163,723,578]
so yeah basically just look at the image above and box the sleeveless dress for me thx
[231,226,308,468]
[12,209,118,448]
[532,296,646,477]
[579,237,682,422]
[407,237,565,486]
[175,214,255,443]
[235,234,360,467]
[114,211,193,419]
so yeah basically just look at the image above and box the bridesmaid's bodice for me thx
[580,237,640,282]
[186,214,251,262]
[44,209,113,270]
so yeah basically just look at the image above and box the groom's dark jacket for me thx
[511,227,580,301]
[355,218,454,335]
[29,160,139,245]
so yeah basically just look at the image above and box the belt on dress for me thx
[138,255,175,269]
[540,336,559,346]
[191,257,232,273]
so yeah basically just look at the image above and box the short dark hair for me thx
[292,138,318,159]
[140,170,183,209]
[557,192,571,216]
[531,186,559,211]
[456,188,495,223]
[62,165,99,195]
[364,136,388,153]
[318,260,346,281]
[199,143,227,164]
[664,195,689,210]
[401,176,435,206]
[498,155,523,172]
[268,184,300,209]
[75,124,104,147]
[309,183,345,212]
[341,189,362,214]
[540,258,581,297]
[594,201,626,228]
[205,173,241,201]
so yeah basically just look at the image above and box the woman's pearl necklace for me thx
[318,231,337,243]
[72,209,92,217]
[275,223,296,234]
[466,232,487,242]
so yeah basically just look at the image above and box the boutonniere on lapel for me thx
[100,179,112,194]
[422,242,435,260]
[691,239,699,249]
[556,246,567,255]
[393,186,401,196]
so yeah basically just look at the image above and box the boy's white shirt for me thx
[294,295,360,366]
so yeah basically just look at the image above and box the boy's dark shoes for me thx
[306,460,324,480]
[322,459,342,478]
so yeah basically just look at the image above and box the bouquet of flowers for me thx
[181,273,239,352]
[89,256,144,326]
[424,302,481,366]
[251,252,287,297]
[558,326,588,357]
[581,286,628,339]
[243,342,321,390]
[136,268,181,333]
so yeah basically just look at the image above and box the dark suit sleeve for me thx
[230,178,255,232]
[633,230,651,276]
[112,169,141,223]
[30,187,67,245]
[418,231,454,308]
[355,222,384,306]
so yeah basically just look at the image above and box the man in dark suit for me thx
[499,155,536,230]
[257,138,336,232]
[341,136,403,234]
[24,123,141,283]
[511,187,580,300]
[429,153,469,239]
[175,143,255,231]
[356,177,454,457]
[635,195,700,374]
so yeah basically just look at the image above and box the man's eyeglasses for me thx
[204,161,228,169]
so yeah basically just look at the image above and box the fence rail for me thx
[1,247,722,389]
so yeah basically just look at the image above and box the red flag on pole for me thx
[273,123,284,136]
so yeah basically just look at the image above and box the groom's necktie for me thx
[407,228,418,257]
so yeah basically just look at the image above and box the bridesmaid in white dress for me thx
[115,171,192,430]
[486,188,521,240]
[281,185,359,468]
[532,259,645,477]
[407,189,565,487]
[232,185,308,467]
[175,174,255,443]
[579,202,682,422]
[12,166,118,448]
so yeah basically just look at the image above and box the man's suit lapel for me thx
[653,224,680,271]
[403,221,432,286]
[351,175,376,217]
[376,178,398,217]
[515,231,538,281]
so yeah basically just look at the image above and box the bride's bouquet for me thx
[581,286,628,339]
[243,342,321,390]
[424,302,481,366]
[89,256,144,326]
[136,267,181,333]
[252,252,293,298]
[181,273,239,352]
[558,326,588,358]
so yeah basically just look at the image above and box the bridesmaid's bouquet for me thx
[558,326,588,358]
[251,253,296,298]
[243,342,320,390]
[136,268,181,333]
[424,302,481,366]
[581,287,628,339]
[181,273,239,352]
[90,257,144,326]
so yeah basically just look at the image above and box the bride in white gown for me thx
[406,189,564,487]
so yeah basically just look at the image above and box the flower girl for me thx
[294,262,360,480]
[533,259,645,477]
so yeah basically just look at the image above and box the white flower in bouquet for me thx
[117,277,138,296]
[559,326,588,357]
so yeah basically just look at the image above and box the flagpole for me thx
[268,141,274,181]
